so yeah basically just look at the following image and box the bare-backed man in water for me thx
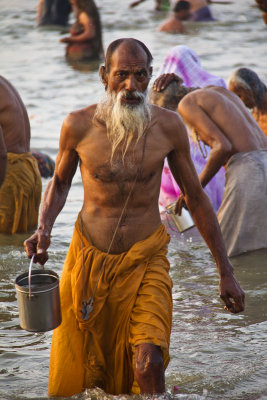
[24,38,244,397]
[153,74,267,257]
[0,76,41,234]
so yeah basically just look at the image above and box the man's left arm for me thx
[166,113,245,313]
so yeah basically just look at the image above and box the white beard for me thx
[94,89,151,162]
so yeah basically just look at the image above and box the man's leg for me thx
[134,342,165,393]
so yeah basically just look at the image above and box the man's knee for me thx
[134,343,164,380]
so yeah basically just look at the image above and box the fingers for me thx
[174,195,185,215]
[24,231,50,266]
[220,292,245,314]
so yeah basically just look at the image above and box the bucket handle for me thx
[28,255,44,298]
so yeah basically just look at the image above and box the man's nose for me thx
[124,75,137,91]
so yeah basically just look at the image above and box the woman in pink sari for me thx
[156,45,226,214]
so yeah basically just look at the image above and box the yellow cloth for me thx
[49,217,172,397]
[0,152,42,234]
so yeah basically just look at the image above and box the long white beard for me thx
[94,89,151,162]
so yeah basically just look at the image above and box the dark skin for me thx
[24,40,244,394]
[0,76,31,187]
[154,73,267,216]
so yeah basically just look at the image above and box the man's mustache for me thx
[118,90,145,102]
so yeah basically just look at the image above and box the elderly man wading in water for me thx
[24,38,245,397]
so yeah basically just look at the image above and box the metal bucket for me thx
[166,202,195,233]
[15,257,62,332]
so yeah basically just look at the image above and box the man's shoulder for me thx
[63,104,97,129]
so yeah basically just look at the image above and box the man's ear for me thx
[99,65,108,89]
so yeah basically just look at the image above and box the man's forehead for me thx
[109,42,149,70]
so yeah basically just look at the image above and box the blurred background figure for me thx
[157,1,191,33]
[130,0,171,11]
[153,45,226,214]
[228,67,267,137]
[255,0,267,24]
[187,0,216,21]
[37,0,72,27]
[60,0,103,65]
[157,45,226,87]
[0,76,42,235]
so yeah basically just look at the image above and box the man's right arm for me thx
[0,125,7,188]
[24,114,80,265]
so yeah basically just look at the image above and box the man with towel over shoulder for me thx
[24,38,244,397]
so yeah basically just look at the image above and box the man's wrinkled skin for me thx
[24,39,245,394]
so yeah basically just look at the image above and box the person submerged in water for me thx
[157,1,191,33]
[60,0,103,64]
[24,38,244,397]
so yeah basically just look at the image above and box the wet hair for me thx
[228,67,267,113]
[76,0,103,56]
[149,77,194,110]
[104,38,153,72]
[173,1,191,13]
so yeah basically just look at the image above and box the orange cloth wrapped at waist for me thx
[0,152,41,234]
[49,217,173,397]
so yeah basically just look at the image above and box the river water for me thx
[0,1,267,399]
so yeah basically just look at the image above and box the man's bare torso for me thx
[0,76,30,154]
[70,104,178,253]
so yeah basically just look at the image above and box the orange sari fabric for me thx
[49,217,172,397]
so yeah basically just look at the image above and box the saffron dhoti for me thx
[49,217,173,397]
[0,152,42,234]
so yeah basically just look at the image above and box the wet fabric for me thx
[49,217,172,397]
[217,150,267,257]
[157,45,226,215]
[159,129,225,213]
[157,45,227,89]
[189,6,216,22]
[0,152,41,234]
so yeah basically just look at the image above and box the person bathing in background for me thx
[37,0,72,27]
[155,45,226,213]
[154,74,267,257]
[24,38,244,397]
[157,1,191,33]
[187,0,216,21]
[0,76,42,235]
[60,0,103,64]
[228,67,267,137]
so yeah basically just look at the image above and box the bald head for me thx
[104,38,153,73]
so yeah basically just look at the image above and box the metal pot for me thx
[166,202,195,233]
[15,257,62,332]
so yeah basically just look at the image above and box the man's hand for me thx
[152,73,183,92]
[174,193,187,215]
[219,273,245,313]
[24,229,50,266]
